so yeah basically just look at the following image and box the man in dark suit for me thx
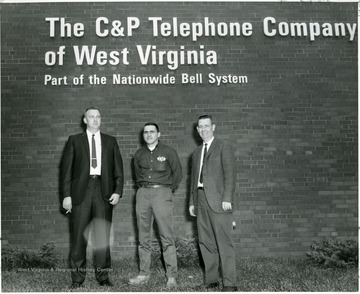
[61,107,124,289]
[189,114,237,292]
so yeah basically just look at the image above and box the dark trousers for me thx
[197,189,237,287]
[70,178,113,283]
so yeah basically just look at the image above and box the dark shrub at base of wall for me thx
[306,238,358,268]
[2,242,63,271]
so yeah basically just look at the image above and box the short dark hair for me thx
[84,106,100,116]
[143,122,160,132]
[197,115,213,125]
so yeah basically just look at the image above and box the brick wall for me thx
[1,2,357,259]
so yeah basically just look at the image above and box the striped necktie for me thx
[91,134,97,168]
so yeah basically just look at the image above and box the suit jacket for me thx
[190,138,235,213]
[61,132,124,205]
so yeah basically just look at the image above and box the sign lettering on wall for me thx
[43,16,357,86]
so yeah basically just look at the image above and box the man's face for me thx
[83,109,101,133]
[143,125,160,146]
[197,118,215,142]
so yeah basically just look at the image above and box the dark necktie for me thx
[91,134,97,168]
[199,143,208,184]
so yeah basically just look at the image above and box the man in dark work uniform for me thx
[128,122,182,289]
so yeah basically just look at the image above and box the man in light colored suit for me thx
[61,107,124,289]
[189,114,237,292]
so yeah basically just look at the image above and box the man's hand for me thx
[109,193,120,205]
[63,197,72,214]
[222,201,232,212]
[189,205,197,217]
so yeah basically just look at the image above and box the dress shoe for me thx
[128,275,150,285]
[70,282,82,289]
[99,279,113,287]
[206,282,220,289]
[166,277,177,289]
[222,286,238,292]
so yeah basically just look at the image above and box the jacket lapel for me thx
[100,133,106,174]
[204,138,217,160]
[194,145,203,176]
[100,133,106,158]
[81,132,90,157]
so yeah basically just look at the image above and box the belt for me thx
[197,187,204,190]
[140,183,169,188]
[89,175,101,180]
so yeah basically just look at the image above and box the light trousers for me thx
[136,187,177,278]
